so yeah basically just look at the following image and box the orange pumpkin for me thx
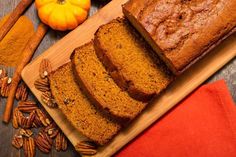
[35,0,91,31]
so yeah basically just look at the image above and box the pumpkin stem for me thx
[57,0,65,4]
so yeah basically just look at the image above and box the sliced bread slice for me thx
[71,42,146,121]
[94,18,174,101]
[49,62,121,145]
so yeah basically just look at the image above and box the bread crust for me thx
[123,0,236,75]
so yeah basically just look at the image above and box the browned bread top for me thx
[49,62,121,145]
[123,0,236,74]
[94,18,174,101]
[71,42,147,122]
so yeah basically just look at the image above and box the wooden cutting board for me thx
[21,0,236,156]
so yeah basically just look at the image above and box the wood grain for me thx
[21,0,236,156]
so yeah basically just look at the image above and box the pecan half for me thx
[32,113,43,128]
[55,133,62,151]
[20,111,36,129]
[18,101,38,113]
[1,77,8,89]
[76,141,97,149]
[23,137,35,157]
[0,69,7,89]
[21,85,28,101]
[44,123,59,138]
[13,108,24,128]
[76,148,97,156]
[34,78,50,92]
[0,68,7,79]
[61,133,67,151]
[2,84,11,97]
[41,91,57,108]
[15,85,23,100]
[75,141,97,155]
[20,129,33,137]
[39,59,52,79]
[12,108,20,129]
[12,134,23,149]
[1,77,11,97]
[55,132,68,151]
[28,111,36,128]
[15,84,28,101]
[34,131,52,153]
[35,109,51,127]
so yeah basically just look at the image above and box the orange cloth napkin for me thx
[116,80,236,157]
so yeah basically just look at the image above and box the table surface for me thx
[0,0,235,157]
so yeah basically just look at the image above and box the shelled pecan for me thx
[12,108,24,128]
[76,148,97,156]
[0,77,8,88]
[55,132,68,151]
[75,141,98,155]
[76,141,97,149]
[32,113,43,128]
[39,59,52,79]
[34,131,52,153]
[12,134,23,149]
[20,111,36,129]
[15,83,28,101]
[0,69,7,89]
[1,77,11,97]
[17,101,38,113]
[23,137,35,157]
[20,129,33,137]
[44,123,59,138]
[0,68,7,78]
[34,78,50,92]
[35,109,51,127]
[1,84,10,97]
[12,108,20,129]
[41,91,57,108]
[15,85,22,100]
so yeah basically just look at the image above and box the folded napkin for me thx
[116,80,236,157]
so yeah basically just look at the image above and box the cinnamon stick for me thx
[3,23,48,123]
[0,0,34,42]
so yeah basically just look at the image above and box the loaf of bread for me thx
[123,0,236,74]
[49,63,121,145]
[94,18,174,101]
[71,42,147,121]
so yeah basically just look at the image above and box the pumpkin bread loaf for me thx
[49,62,121,145]
[94,18,174,101]
[71,42,146,121]
[123,0,236,74]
